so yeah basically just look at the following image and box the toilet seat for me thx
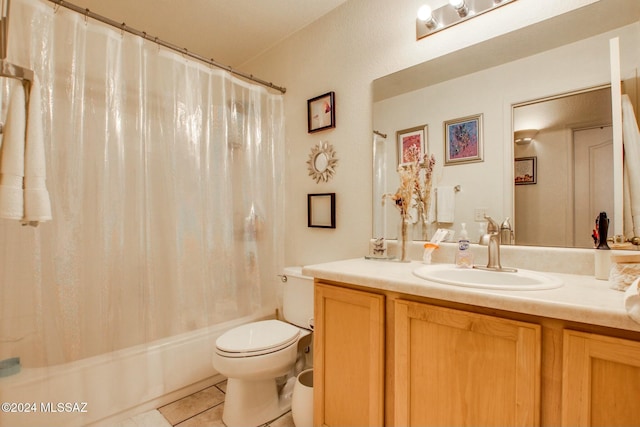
[215,319,301,358]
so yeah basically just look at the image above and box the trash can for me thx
[291,368,313,426]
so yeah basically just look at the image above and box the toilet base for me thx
[222,377,289,427]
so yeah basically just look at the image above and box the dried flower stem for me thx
[383,149,436,259]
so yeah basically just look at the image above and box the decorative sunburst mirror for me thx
[307,141,338,183]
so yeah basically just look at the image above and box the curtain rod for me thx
[46,0,286,94]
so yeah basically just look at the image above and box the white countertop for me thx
[303,258,640,333]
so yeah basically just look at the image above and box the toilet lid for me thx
[216,319,300,355]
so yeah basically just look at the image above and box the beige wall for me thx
[244,0,599,267]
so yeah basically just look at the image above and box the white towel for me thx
[436,186,455,223]
[0,82,26,220]
[624,277,640,324]
[427,187,436,224]
[0,79,52,226]
[22,78,52,225]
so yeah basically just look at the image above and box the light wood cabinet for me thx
[562,330,640,426]
[314,279,640,427]
[393,300,541,426]
[313,283,385,427]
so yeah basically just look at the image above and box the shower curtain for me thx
[0,0,284,367]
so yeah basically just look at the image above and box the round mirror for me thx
[314,152,329,173]
[307,141,338,183]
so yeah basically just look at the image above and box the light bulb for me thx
[449,0,469,17]
[417,4,439,30]
[417,5,433,22]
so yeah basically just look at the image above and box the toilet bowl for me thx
[212,267,313,427]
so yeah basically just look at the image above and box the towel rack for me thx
[0,0,34,83]
[0,0,35,134]
[0,60,33,83]
[0,0,32,80]
[436,185,461,193]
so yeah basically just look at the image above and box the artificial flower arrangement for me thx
[383,144,436,261]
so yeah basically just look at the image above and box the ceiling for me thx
[65,0,348,68]
[514,87,612,133]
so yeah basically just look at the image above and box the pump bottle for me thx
[455,223,474,268]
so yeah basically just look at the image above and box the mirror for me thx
[373,0,640,247]
[315,152,329,172]
[306,141,338,183]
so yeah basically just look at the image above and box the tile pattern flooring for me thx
[119,379,295,427]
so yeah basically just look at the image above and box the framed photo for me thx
[444,114,483,165]
[307,92,335,133]
[515,156,537,185]
[397,125,428,166]
[308,193,336,228]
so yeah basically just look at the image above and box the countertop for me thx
[303,258,640,333]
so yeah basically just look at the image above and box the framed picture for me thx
[444,114,483,165]
[308,193,336,228]
[397,125,428,166]
[307,92,335,133]
[515,156,537,185]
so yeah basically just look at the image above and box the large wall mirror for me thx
[373,0,640,248]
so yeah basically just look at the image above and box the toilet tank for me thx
[282,266,314,330]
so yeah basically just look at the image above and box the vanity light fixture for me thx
[417,0,517,40]
[514,129,538,145]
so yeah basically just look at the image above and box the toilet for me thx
[212,266,314,427]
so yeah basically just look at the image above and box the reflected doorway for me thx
[573,126,614,248]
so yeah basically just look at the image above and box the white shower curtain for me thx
[0,0,284,367]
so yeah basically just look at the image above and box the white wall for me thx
[243,0,604,266]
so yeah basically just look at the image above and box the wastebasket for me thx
[291,368,313,426]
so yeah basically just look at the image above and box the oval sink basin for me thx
[413,264,563,290]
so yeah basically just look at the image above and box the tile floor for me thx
[118,379,295,427]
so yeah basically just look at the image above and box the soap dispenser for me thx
[594,211,611,280]
[455,223,474,268]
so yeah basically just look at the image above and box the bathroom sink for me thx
[413,264,563,290]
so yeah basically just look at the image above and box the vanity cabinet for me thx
[313,283,385,427]
[393,300,541,426]
[562,330,640,426]
[313,279,640,427]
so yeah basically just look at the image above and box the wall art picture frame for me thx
[397,125,428,166]
[307,91,335,133]
[444,114,483,165]
[308,193,336,228]
[515,156,537,185]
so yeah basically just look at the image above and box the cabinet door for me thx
[394,300,541,426]
[562,330,640,426]
[314,283,385,427]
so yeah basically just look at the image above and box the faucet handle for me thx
[501,217,512,230]
[484,215,499,233]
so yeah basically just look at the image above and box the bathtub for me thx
[0,309,273,427]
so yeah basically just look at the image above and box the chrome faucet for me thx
[476,215,517,272]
